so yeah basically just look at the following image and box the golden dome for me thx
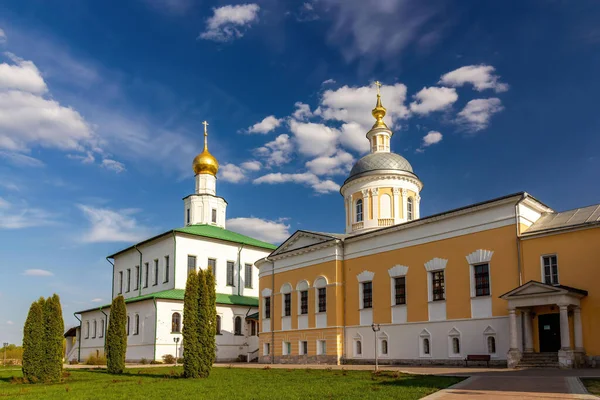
[371,81,389,129]
[192,121,219,176]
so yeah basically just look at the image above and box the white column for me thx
[523,309,534,352]
[401,189,407,222]
[392,188,400,223]
[509,308,519,350]
[573,306,583,350]
[415,194,421,219]
[346,196,352,229]
[371,188,379,224]
[361,189,370,224]
[559,305,571,350]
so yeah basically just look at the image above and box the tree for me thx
[197,269,210,377]
[43,294,64,382]
[106,295,127,374]
[183,271,201,378]
[22,298,45,382]
[203,269,217,373]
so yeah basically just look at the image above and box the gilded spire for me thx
[192,120,219,176]
[371,81,388,129]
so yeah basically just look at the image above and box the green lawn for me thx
[582,378,600,396]
[0,366,461,399]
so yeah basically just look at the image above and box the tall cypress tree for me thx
[183,271,201,378]
[43,294,64,382]
[22,298,45,382]
[106,295,127,374]
[204,269,217,372]
[197,269,209,377]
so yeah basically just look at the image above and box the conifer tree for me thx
[197,269,210,377]
[203,268,217,372]
[22,298,45,382]
[183,271,201,378]
[43,294,64,382]
[106,295,127,374]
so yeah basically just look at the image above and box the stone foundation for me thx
[507,349,522,369]
[342,358,506,367]
[259,355,338,364]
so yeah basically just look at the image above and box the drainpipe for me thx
[337,239,347,365]
[172,231,177,287]
[106,257,115,300]
[100,307,108,353]
[134,245,143,296]
[153,297,158,361]
[237,244,245,296]
[74,313,82,363]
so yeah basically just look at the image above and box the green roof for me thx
[76,289,258,314]
[175,224,277,250]
[246,312,259,320]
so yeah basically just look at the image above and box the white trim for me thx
[263,342,270,356]
[424,258,448,272]
[353,332,363,357]
[357,270,375,282]
[419,329,432,358]
[465,249,494,265]
[280,283,292,294]
[379,331,389,357]
[316,339,327,356]
[296,280,310,291]
[447,327,461,358]
[261,288,272,297]
[388,265,409,277]
[483,326,498,357]
[298,340,308,356]
[282,341,291,356]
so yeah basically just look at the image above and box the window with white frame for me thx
[244,263,253,288]
[263,342,270,356]
[216,315,221,334]
[153,259,159,286]
[448,328,461,357]
[431,270,445,301]
[126,315,130,336]
[208,258,216,277]
[407,197,414,220]
[394,277,406,305]
[355,339,362,356]
[379,332,389,356]
[85,321,89,339]
[186,208,190,224]
[134,265,140,290]
[226,261,235,286]
[211,208,217,223]
[419,329,431,357]
[164,256,169,283]
[234,316,243,335]
[473,263,490,296]
[381,339,388,355]
[134,314,140,335]
[264,296,271,319]
[172,312,181,333]
[187,256,196,275]
[284,293,291,316]
[99,319,104,338]
[356,199,363,223]
[299,340,308,355]
[542,255,559,285]
[144,262,149,287]
[126,268,131,292]
[300,290,308,315]
[118,271,123,294]
[250,320,257,336]
[314,277,327,313]
[283,341,291,355]
[362,281,373,308]
[92,320,97,338]
[317,340,326,355]
[483,326,497,356]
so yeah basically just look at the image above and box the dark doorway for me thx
[538,313,561,352]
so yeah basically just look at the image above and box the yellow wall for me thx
[377,188,394,219]
[521,227,600,355]
[344,224,520,326]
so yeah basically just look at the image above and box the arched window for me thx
[134,314,140,335]
[216,315,221,335]
[126,316,130,336]
[423,338,430,355]
[487,336,496,354]
[381,339,388,355]
[356,199,363,222]
[407,197,414,221]
[356,340,362,355]
[234,316,242,336]
[452,337,460,354]
[171,312,181,333]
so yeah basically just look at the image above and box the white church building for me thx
[65,123,276,363]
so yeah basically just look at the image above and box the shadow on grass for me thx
[83,367,186,380]
[374,372,463,390]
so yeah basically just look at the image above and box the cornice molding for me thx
[466,249,494,265]
[424,258,448,272]
[388,265,409,277]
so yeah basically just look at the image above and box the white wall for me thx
[77,308,109,362]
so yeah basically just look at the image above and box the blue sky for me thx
[1,0,599,344]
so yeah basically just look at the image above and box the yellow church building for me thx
[256,88,600,368]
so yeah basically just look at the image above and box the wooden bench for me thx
[464,354,491,367]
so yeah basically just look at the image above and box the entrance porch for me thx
[500,281,587,368]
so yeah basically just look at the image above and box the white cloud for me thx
[78,205,152,243]
[0,198,56,229]
[0,29,6,44]
[305,150,354,176]
[422,130,443,146]
[456,98,504,132]
[0,53,47,94]
[247,115,282,134]
[339,122,369,154]
[240,160,261,171]
[199,3,260,42]
[0,151,45,167]
[23,269,53,277]
[292,102,312,120]
[68,151,95,164]
[322,79,336,85]
[6,320,14,325]
[226,217,290,243]
[101,158,126,173]
[91,298,103,303]
[219,163,246,183]
[253,172,339,194]
[254,134,294,166]
[410,86,458,115]
[289,120,339,158]
[440,65,509,93]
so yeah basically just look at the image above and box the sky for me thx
[1,0,600,344]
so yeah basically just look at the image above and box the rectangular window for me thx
[317,340,326,355]
[474,263,490,296]
[164,256,169,283]
[284,293,291,316]
[264,343,270,356]
[186,208,190,224]
[92,320,97,338]
[300,341,308,355]
[244,263,253,288]
[134,266,139,290]
[300,290,308,315]
[318,288,327,313]
[119,271,123,294]
[264,297,271,319]
[283,341,291,355]
[211,208,217,223]
[432,271,445,301]
[187,255,196,275]
[250,320,257,336]
[153,259,159,285]
[99,319,104,338]
[543,255,559,285]
[144,263,149,288]
[227,261,235,286]
[208,258,216,277]
[394,277,406,305]
[85,321,89,339]
[362,281,373,309]
[126,269,131,292]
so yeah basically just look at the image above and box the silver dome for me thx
[347,152,414,181]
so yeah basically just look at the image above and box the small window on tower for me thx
[356,199,363,223]
[186,208,190,224]
[211,209,217,223]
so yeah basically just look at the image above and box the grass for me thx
[582,378,600,396]
[0,366,462,399]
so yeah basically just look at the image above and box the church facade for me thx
[66,123,275,363]
[256,88,600,368]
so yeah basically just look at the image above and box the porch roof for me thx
[500,280,587,309]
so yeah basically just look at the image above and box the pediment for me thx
[271,231,336,256]
[500,281,567,299]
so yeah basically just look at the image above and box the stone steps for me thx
[517,352,559,368]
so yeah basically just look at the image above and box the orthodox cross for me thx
[202,120,209,136]
[374,81,382,95]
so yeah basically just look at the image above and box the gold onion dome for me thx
[371,80,388,129]
[192,121,219,176]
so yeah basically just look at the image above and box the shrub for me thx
[139,358,148,365]
[22,298,45,382]
[85,353,107,365]
[183,271,201,378]
[106,296,127,374]
[69,359,79,365]
[150,360,163,365]
[43,294,64,382]
[162,354,176,364]
[177,357,184,364]
[204,269,217,370]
